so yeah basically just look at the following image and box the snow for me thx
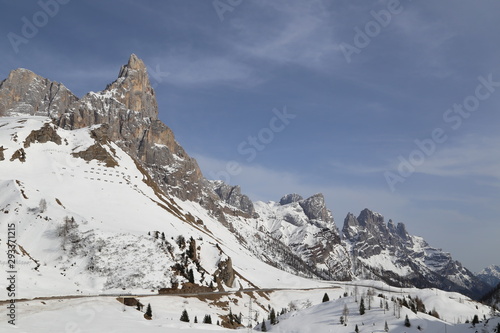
[0,116,497,332]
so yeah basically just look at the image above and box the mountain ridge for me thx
[0,54,490,300]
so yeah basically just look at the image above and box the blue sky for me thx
[1,0,499,272]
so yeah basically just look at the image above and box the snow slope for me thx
[0,116,329,300]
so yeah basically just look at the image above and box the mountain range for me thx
[0,54,495,303]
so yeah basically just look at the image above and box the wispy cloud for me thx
[415,135,500,181]
[150,55,263,87]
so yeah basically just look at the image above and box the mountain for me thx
[342,208,491,299]
[0,54,490,302]
[476,265,500,288]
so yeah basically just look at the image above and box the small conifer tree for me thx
[261,320,267,332]
[270,308,277,325]
[472,314,479,326]
[145,303,152,318]
[194,316,198,323]
[355,324,359,333]
[323,293,330,302]
[359,298,366,315]
[385,320,389,332]
[180,309,190,322]
[188,269,195,283]
[404,314,411,327]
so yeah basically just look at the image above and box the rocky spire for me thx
[106,53,158,118]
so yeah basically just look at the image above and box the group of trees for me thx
[179,309,215,325]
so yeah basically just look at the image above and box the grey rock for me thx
[212,181,255,216]
[299,193,331,222]
[0,68,78,117]
[279,193,303,205]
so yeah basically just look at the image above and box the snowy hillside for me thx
[1,56,498,332]
[0,116,327,299]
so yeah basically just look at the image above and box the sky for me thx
[0,0,499,272]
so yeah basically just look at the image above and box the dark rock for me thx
[10,148,26,162]
[212,182,255,216]
[299,193,331,222]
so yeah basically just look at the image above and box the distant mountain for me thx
[476,265,500,288]
[0,54,490,301]
[342,208,491,299]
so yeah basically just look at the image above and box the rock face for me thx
[299,193,331,222]
[52,54,207,203]
[279,193,303,205]
[342,208,491,299]
[212,181,255,216]
[0,68,78,117]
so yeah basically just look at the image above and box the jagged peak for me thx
[279,193,303,205]
[104,54,157,118]
[118,53,147,78]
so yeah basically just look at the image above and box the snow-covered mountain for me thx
[477,265,500,288]
[342,209,490,299]
[0,54,493,308]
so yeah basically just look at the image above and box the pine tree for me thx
[355,324,359,333]
[145,303,152,318]
[188,269,195,283]
[404,314,411,327]
[203,314,212,324]
[472,314,479,327]
[269,308,277,325]
[385,321,389,332]
[323,293,330,302]
[359,298,365,315]
[194,316,198,323]
[261,320,267,332]
[496,322,500,333]
[180,309,190,322]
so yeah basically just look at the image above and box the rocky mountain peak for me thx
[395,222,409,240]
[357,208,385,227]
[298,193,331,223]
[106,53,157,118]
[0,68,78,117]
[279,193,303,205]
[212,181,255,216]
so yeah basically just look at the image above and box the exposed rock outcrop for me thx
[212,181,255,216]
[24,123,62,148]
[279,193,303,205]
[0,68,78,117]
